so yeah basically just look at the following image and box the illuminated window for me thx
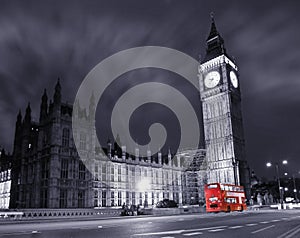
[61,159,68,179]
[79,133,86,150]
[79,161,86,180]
[118,191,122,206]
[62,128,70,147]
[78,190,85,208]
[60,189,68,208]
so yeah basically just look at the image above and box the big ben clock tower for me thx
[199,15,250,197]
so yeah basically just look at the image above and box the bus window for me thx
[226,198,236,204]
[209,197,218,202]
[207,184,218,189]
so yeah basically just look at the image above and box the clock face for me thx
[204,71,221,89]
[230,71,238,88]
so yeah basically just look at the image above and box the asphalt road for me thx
[0,210,299,238]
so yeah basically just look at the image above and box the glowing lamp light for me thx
[284,172,288,176]
[282,160,288,165]
[266,162,272,167]
[294,189,297,193]
[137,178,151,192]
[284,187,288,191]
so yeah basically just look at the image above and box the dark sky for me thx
[0,0,299,179]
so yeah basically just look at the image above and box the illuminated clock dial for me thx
[230,71,238,88]
[204,71,221,88]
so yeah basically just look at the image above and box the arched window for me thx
[62,128,70,147]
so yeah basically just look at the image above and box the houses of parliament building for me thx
[5,17,250,209]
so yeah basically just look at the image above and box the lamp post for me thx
[266,160,287,209]
[293,174,298,202]
[232,159,239,186]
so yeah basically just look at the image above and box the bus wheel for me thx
[226,206,231,213]
[239,206,243,212]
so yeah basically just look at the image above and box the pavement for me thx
[0,209,299,237]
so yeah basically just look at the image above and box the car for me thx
[156,199,178,208]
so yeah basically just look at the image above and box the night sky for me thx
[0,0,299,179]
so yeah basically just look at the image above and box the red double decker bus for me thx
[204,183,247,213]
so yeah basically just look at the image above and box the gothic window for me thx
[139,192,142,205]
[118,191,122,206]
[102,191,106,207]
[118,165,121,182]
[126,191,130,205]
[110,166,114,182]
[61,159,68,179]
[79,133,86,150]
[78,190,85,208]
[152,192,154,205]
[59,189,68,208]
[132,192,136,205]
[41,158,49,180]
[40,189,48,208]
[111,191,115,206]
[94,199,98,207]
[79,161,85,180]
[62,128,70,147]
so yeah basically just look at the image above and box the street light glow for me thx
[282,160,288,165]
[284,172,288,176]
[266,162,272,167]
[137,178,151,192]
[284,187,288,191]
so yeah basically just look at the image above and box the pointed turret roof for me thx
[203,13,227,63]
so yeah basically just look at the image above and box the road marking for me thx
[0,232,33,236]
[260,221,270,224]
[208,229,225,232]
[271,220,280,222]
[229,226,243,229]
[161,237,174,238]
[281,217,288,220]
[178,218,185,221]
[148,222,153,224]
[132,226,227,236]
[276,224,300,238]
[98,226,103,228]
[246,223,257,226]
[186,226,228,232]
[251,225,275,234]
[132,230,185,236]
[183,232,203,236]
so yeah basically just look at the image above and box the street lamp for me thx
[292,175,298,202]
[266,160,288,209]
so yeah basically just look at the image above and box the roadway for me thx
[0,210,299,237]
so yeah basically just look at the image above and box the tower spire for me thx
[203,13,226,63]
[53,77,61,104]
[40,88,48,122]
[17,109,22,123]
[24,102,31,123]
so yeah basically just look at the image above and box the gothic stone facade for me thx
[9,18,250,209]
[10,81,206,208]
[199,17,250,198]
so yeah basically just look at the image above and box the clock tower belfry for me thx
[199,15,250,196]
